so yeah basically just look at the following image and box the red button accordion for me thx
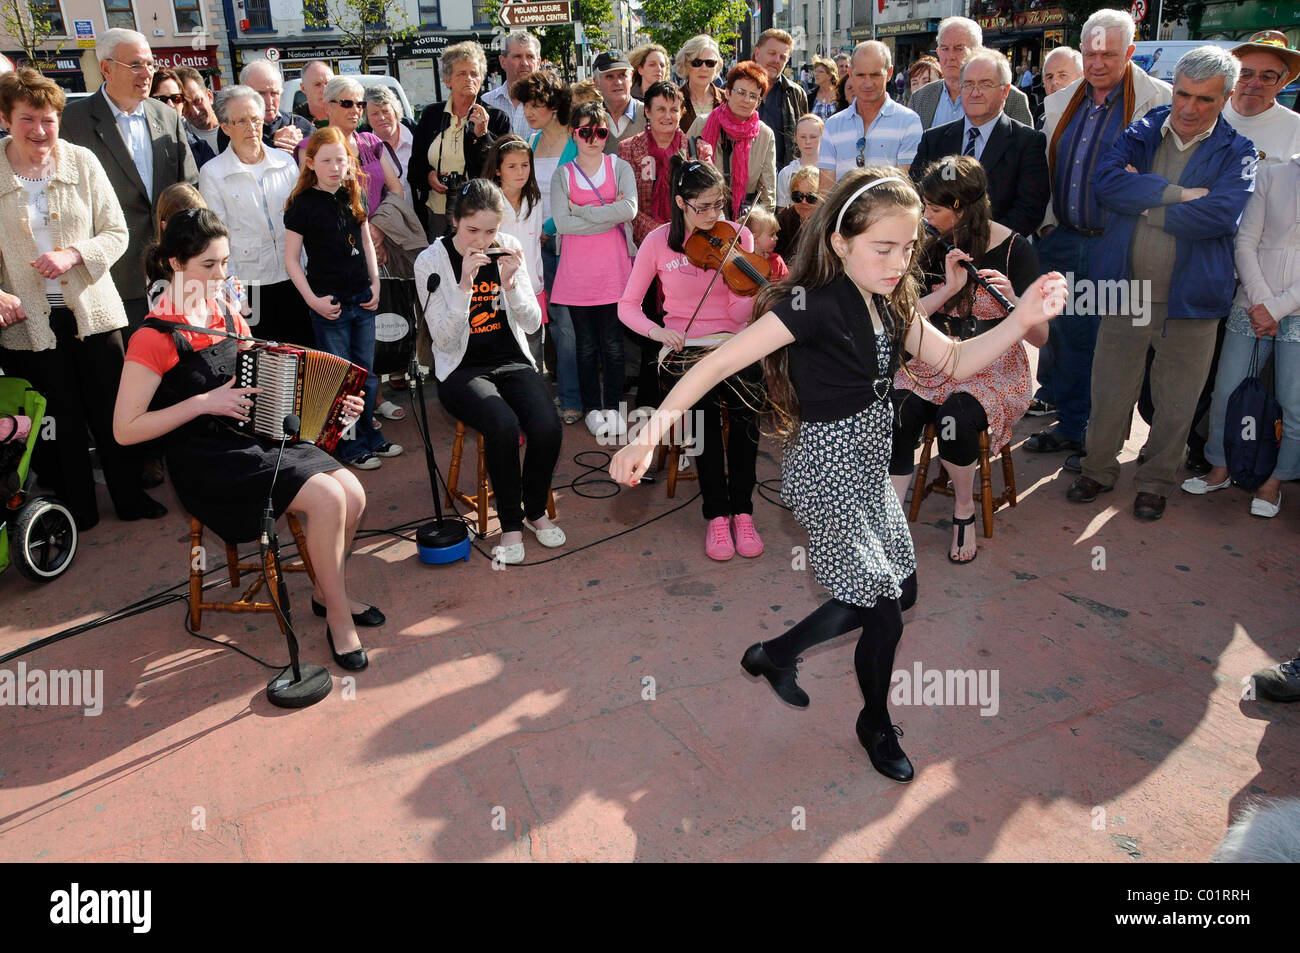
[234,345,367,454]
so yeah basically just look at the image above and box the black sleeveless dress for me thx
[144,306,341,544]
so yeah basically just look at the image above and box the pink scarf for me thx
[701,105,759,218]
[645,129,685,225]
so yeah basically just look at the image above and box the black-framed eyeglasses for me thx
[691,58,718,69]
[331,98,364,110]
[576,126,610,141]
[791,190,819,204]
[856,136,867,167]
[152,93,185,106]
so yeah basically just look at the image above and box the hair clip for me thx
[952,198,961,210]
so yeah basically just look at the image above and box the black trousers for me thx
[248,278,315,347]
[890,389,989,475]
[633,279,665,409]
[659,350,763,521]
[0,309,145,526]
[437,361,563,534]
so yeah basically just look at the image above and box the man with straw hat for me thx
[1224,30,1300,166]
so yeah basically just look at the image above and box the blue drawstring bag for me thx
[1223,338,1283,491]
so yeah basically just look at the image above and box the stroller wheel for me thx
[12,497,78,582]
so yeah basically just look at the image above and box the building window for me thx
[173,0,201,32]
[835,0,840,31]
[472,0,491,27]
[244,0,272,30]
[418,0,441,29]
[34,0,66,35]
[103,0,136,32]
[304,0,330,30]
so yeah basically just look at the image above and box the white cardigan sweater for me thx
[1234,154,1300,320]
[0,141,128,352]
[413,231,541,381]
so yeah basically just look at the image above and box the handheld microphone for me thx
[923,221,1016,314]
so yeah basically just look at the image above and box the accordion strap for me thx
[139,298,254,351]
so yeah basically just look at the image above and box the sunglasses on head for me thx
[331,98,364,110]
[576,126,610,141]
[791,190,819,204]
[691,58,719,69]
[153,93,185,105]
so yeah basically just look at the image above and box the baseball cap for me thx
[593,49,632,73]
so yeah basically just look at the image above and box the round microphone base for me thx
[417,520,472,564]
[266,663,333,708]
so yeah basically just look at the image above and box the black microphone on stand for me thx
[923,221,1016,314]
[263,411,332,708]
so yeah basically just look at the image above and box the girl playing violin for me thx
[611,168,1068,782]
[618,158,766,561]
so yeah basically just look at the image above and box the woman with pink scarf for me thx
[700,61,777,218]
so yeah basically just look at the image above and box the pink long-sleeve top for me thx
[618,222,758,338]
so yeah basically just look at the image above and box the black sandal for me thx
[949,513,978,565]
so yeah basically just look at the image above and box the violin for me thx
[683,220,771,297]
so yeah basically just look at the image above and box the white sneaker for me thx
[604,408,627,437]
[1250,491,1281,518]
[585,409,607,437]
[1180,474,1231,495]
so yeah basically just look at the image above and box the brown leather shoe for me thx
[1133,492,1166,520]
[1066,475,1113,503]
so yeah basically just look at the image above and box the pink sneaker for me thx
[705,516,735,561]
[731,514,764,558]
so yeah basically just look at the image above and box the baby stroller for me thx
[0,377,77,582]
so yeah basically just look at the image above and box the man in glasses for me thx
[908,17,1033,130]
[909,49,1048,237]
[818,40,922,193]
[217,58,314,155]
[62,27,198,330]
[593,49,645,154]
[1223,30,1300,167]
[753,29,807,173]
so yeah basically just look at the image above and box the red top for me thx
[125,299,252,377]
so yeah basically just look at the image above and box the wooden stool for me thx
[666,405,729,499]
[907,423,1017,538]
[188,515,316,632]
[446,421,557,537]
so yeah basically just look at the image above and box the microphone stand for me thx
[263,413,332,708]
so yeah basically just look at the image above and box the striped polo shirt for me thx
[819,95,923,179]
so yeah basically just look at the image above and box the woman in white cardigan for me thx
[199,85,308,345]
[413,179,564,565]
[1184,153,1300,518]
[0,68,163,530]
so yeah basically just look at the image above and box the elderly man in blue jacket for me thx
[1066,46,1256,521]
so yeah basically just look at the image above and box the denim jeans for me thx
[1034,226,1101,441]
[569,303,624,412]
[310,290,385,461]
[541,240,581,412]
[1205,326,1300,481]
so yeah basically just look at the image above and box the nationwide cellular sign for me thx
[498,0,574,28]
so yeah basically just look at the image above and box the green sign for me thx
[1197,1,1300,32]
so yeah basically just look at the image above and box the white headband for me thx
[834,176,909,235]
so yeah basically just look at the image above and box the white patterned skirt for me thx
[781,402,917,608]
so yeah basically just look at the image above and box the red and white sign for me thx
[266,47,280,61]
[1130,0,1147,23]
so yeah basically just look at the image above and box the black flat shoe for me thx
[741,642,809,707]
[856,715,914,783]
[312,598,385,627]
[325,626,368,671]
[116,494,168,521]
[1025,430,1083,454]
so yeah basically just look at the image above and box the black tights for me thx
[763,573,918,729]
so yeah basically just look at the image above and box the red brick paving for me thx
[1,388,1297,861]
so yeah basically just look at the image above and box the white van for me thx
[282,73,417,124]
[1130,40,1236,83]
